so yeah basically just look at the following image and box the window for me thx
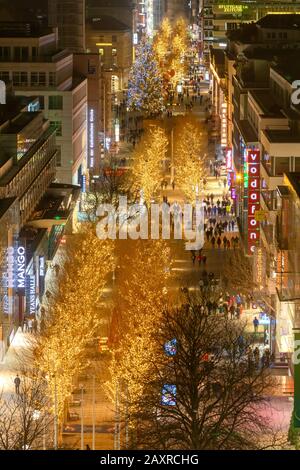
[14,47,29,61]
[295,157,300,172]
[49,72,56,86]
[32,47,38,59]
[20,72,28,85]
[31,72,46,86]
[39,72,46,86]
[0,47,10,60]
[112,48,117,56]
[99,48,104,56]
[275,157,290,176]
[0,71,9,82]
[31,72,38,86]
[50,121,62,137]
[49,95,63,110]
[12,72,27,86]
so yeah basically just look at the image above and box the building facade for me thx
[0,23,88,186]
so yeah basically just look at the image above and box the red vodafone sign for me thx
[247,149,260,255]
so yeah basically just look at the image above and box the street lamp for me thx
[79,383,84,450]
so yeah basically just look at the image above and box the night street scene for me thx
[0,0,300,458]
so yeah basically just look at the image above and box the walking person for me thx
[217,236,222,250]
[253,347,260,369]
[197,254,202,267]
[223,236,227,250]
[211,236,216,249]
[14,375,21,395]
[227,239,231,250]
[253,316,259,334]
[27,318,33,333]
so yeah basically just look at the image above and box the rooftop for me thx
[0,96,38,126]
[236,118,259,144]
[263,129,300,143]
[271,62,300,84]
[0,112,41,134]
[257,14,300,30]
[249,90,285,117]
[0,197,16,219]
[87,15,130,32]
[0,21,53,38]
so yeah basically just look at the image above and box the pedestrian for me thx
[14,374,21,395]
[197,254,202,267]
[192,253,196,265]
[253,316,259,333]
[217,237,222,249]
[28,318,33,334]
[223,236,227,249]
[223,178,227,188]
[227,239,231,250]
[216,199,220,207]
[172,181,175,191]
[206,230,210,242]
[86,444,91,450]
[253,347,260,369]
[202,254,207,265]
[229,305,235,319]
[210,193,214,204]
[211,236,216,248]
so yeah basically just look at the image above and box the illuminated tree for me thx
[154,17,189,89]
[106,239,173,441]
[127,38,164,117]
[0,368,52,450]
[222,249,257,296]
[174,121,208,202]
[131,126,168,207]
[127,291,279,450]
[34,226,114,423]
[84,156,139,221]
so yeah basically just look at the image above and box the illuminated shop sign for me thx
[6,247,14,289]
[221,103,227,148]
[16,246,26,293]
[218,5,248,13]
[39,256,45,277]
[226,148,232,171]
[89,109,95,168]
[247,149,260,255]
[26,274,36,316]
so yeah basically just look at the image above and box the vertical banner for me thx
[294,331,300,428]
[247,149,260,255]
